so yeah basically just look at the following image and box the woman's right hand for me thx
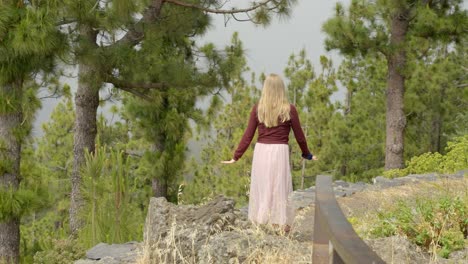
[221,159,236,164]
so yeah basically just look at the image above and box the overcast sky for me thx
[202,0,348,78]
[33,0,350,137]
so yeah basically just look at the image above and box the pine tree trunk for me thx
[430,86,445,153]
[151,141,167,198]
[385,11,409,170]
[152,177,167,198]
[70,27,99,234]
[0,81,22,263]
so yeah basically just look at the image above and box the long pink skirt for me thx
[248,143,294,226]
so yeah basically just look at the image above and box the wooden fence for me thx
[313,175,385,264]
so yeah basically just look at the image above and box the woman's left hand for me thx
[221,159,236,164]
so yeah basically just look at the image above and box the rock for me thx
[348,181,368,192]
[393,176,419,184]
[452,170,467,178]
[141,195,250,263]
[291,200,314,210]
[74,256,126,264]
[74,242,141,264]
[333,189,348,197]
[289,190,315,210]
[372,176,404,188]
[333,180,350,188]
[366,236,434,264]
[86,242,140,261]
[239,206,248,216]
[410,173,438,181]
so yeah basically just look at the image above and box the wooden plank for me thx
[313,175,385,264]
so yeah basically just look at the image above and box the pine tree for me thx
[181,33,260,205]
[0,1,66,262]
[319,39,467,181]
[324,55,387,180]
[322,0,467,170]
[404,38,468,156]
[284,50,337,188]
[78,145,143,248]
[283,50,315,188]
[19,94,75,261]
[63,0,298,234]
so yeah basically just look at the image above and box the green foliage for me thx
[181,34,259,206]
[18,97,143,260]
[0,143,47,223]
[322,0,467,175]
[78,145,144,248]
[370,195,467,258]
[0,186,44,222]
[33,239,84,264]
[405,152,444,175]
[318,54,386,181]
[0,0,67,84]
[440,135,468,173]
[383,135,468,178]
[283,50,338,188]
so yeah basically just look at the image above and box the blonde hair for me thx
[257,74,291,128]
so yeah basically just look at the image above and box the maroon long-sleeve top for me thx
[233,104,312,161]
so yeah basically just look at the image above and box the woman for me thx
[221,73,317,232]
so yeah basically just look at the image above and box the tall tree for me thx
[404,38,468,156]
[182,33,260,205]
[325,54,387,180]
[322,0,467,169]
[0,1,65,262]
[284,50,337,187]
[63,0,297,233]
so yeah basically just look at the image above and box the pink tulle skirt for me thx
[248,143,294,226]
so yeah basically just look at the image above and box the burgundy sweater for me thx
[233,104,312,161]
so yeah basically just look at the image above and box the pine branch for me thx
[106,76,167,90]
[111,0,165,48]
[105,75,168,100]
[115,86,151,100]
[164,0,274,14]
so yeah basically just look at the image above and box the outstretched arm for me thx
[290,105,315,160]
[233,105,258,161]
[221,105,258,163]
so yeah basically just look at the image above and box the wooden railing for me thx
[313,175,385,264]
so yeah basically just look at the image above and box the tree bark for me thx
[430,86,445,153]
[0,81,22,263]
[151,141,167,198]
[70,27,99,235]
[385,11,409,170]
[152,177,167,198]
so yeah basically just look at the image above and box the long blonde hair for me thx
[257,74,291,127]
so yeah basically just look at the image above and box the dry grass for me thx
[136,218,312,264]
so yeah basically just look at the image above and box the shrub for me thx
[33,239,84,264]
[370,194,467,258]
[383,135,468,178]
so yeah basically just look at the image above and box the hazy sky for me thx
[201,0,348,77]
[33,0,350,137]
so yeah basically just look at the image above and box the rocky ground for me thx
[75,171,467,264]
